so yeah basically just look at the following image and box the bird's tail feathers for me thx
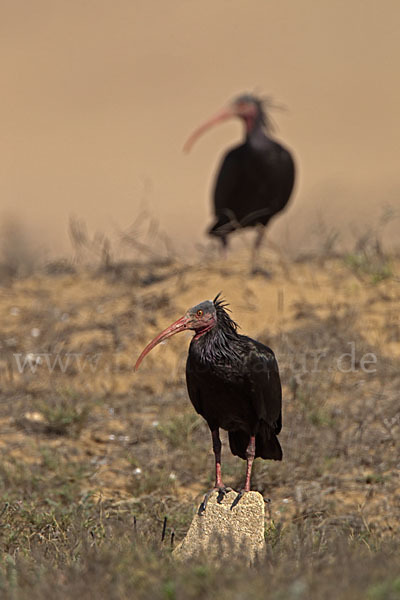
[256,431,282,460]
[228,425,282,461]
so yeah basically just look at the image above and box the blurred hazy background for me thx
[1,0,399,259]
[1,4,400,596]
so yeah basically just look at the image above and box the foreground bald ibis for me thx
[135,295,282,511]
[184,94,295,273]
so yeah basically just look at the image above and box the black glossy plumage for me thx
[186,296,282,461]
[208,102,295,246]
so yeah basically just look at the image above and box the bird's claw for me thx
[198,489,215,515]
[230,489,246,510]
[198,500,207,515]
[198,486,231,515]
[216,486,232,503]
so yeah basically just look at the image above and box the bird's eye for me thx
[197,309,203,317]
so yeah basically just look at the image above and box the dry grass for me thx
[0,241,399,599]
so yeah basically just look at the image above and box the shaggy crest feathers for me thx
[213,293,239,333]
[192,293,242,364]
[234,93,279,134]
[256,98,273,134]
[258,95,287,134]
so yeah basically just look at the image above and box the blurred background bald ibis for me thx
[184,94,295,273]
[135,295,282,510]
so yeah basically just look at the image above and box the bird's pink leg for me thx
[198,429,230,514]
[231,435,256,509]
[243,435,256,491]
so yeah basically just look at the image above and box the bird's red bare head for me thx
[134,300,217,371]
[231,94,263,120]
[183,93,268,152]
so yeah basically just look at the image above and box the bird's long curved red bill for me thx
[183,107,235,153]
[134,315,188,371]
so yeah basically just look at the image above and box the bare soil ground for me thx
[0,248,399,599]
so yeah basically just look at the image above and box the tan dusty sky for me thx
[1,0,399,258]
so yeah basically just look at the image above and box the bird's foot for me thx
[230,489,248,510]
[198,486,232,515]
